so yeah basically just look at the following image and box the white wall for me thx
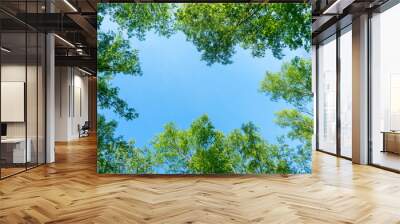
[72,72,89,138]
[55,67,89,141]
[55,66,69,141]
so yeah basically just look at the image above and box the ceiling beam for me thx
[12,13,82,32]
[55,55,96,71]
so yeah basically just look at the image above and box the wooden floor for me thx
[1,136,400,223]
[0,167,26,178]
[373,150,400,171]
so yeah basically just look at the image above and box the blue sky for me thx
[100,17,309,148]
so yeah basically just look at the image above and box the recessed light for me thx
[63,0,78,12]
[54,34,75,48]
[322,0,354,15]
[78,67,93,76]
[1,47,11,53]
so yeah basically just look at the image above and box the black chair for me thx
[78,121,90,138]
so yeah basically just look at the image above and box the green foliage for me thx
[152,116,237,174]
[175,3,311,65]
[97,115,156,174]
[274,136,309,174]
[98,114,295,174]
[259,57,313,173]
[97,114,124,173]
[260,57,313,143]
[152,115,292,174]
[260,57,312,115]
[97,19,142,121]
[97,3,175,119]
[106,3,175,40]
[97,32,142,77]
[274,109,313,144]
[97,76,138,121]
[151,122,191,173]
[97,3,175,172]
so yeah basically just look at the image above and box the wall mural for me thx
[97,3,312,174]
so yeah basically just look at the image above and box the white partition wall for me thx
[0,1,47,179]
[1,31,28,177]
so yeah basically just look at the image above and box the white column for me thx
[46,32,55,163]
[352,14,369,164]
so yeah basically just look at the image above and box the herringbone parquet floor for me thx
[1,135,400,224]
